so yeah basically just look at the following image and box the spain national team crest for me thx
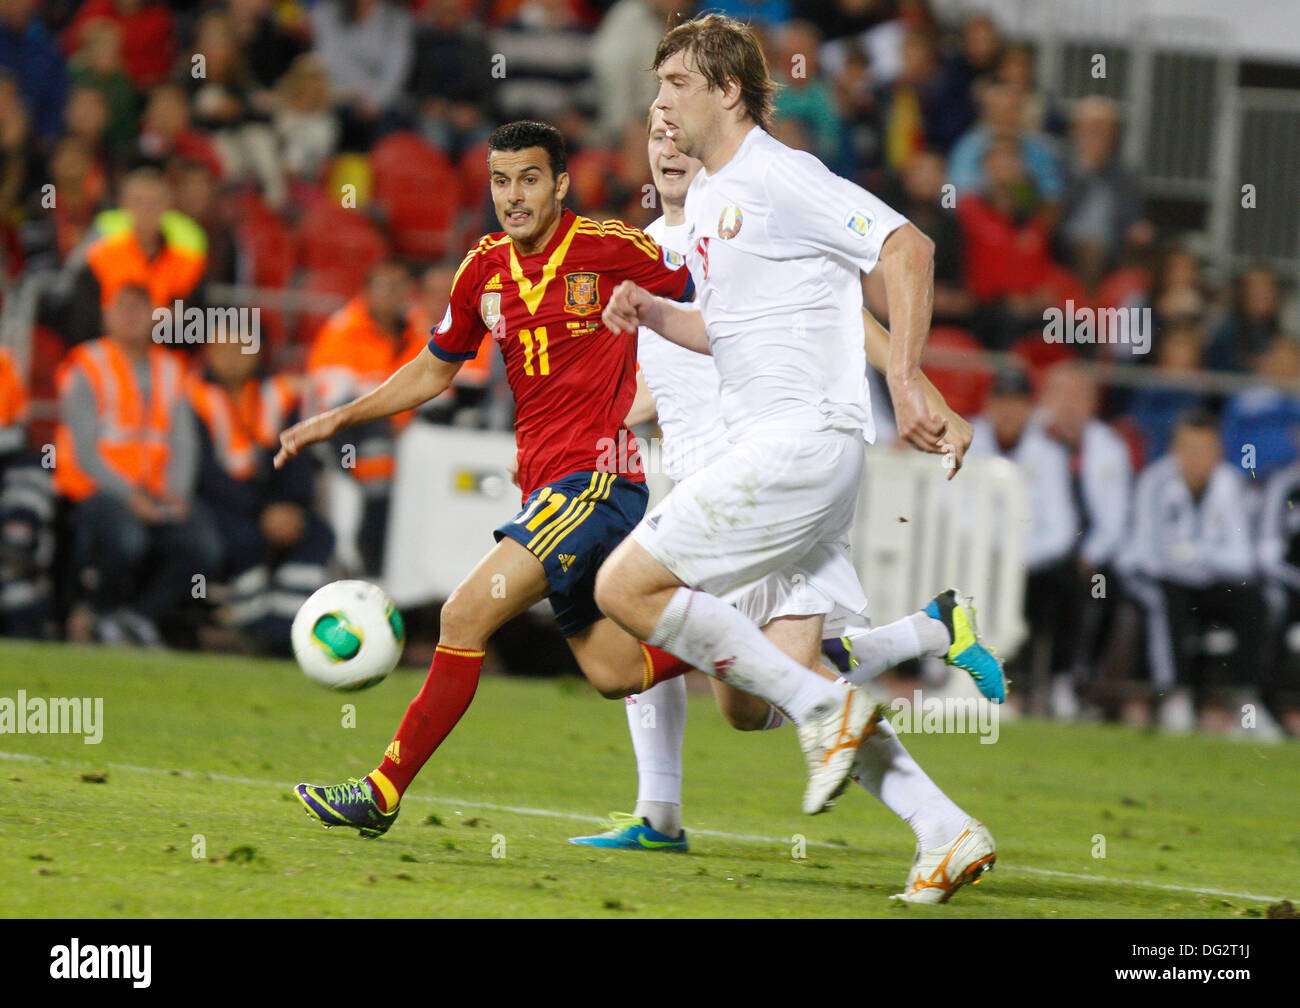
[718,205,744,239]
[564,272,601,316]
[480,292,502,331]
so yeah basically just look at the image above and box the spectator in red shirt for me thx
[958,137,1081,348]
[63,0,175,91]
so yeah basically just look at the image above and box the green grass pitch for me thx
[1,640,1296,918]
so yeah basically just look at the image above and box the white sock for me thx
[626,679,686,836]
[841,610,950,684]
[850,719,967,851]
[648,588,840,726]
[761,706,787,730]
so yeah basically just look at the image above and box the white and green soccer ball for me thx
[291,580,405,691]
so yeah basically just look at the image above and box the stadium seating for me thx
[922,325,994,417]
[371,132,462,261]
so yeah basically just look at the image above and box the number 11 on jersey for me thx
[519,327,550,376]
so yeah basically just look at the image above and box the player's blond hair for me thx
[652,14,778,132]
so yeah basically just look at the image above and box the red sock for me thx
[638,643,692,693]
[368,644,483,810]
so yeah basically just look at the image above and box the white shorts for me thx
[632,428,870,636]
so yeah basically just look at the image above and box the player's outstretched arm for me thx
[876,223,945,455]
[604,280,709,354]
[861,307,971,480]
[274,348,460,469]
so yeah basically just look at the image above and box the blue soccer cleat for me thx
[924,589,1007,704]
[568,813,689,852]
[294,777,399,838]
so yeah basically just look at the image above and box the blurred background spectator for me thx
[310,0,413,150]
[0,0,68,143]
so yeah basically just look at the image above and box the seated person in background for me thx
[306,260,426,576]
[187,340,334,656]
[54,284,220,646]
[1256,447,1300,735]
[969,368,1077,709]
[1036,362,1133,718]
[1119,410,1272,734]
[1220,333,1300,485]
[0,347,54,638]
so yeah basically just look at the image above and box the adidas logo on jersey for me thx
[558,553,576,572]
[484,273,503,291]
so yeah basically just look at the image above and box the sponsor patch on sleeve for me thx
[845,210,875,237]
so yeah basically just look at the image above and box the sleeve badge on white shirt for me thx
[845,210,875,237]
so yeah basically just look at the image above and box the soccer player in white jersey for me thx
[571,111,1005,899]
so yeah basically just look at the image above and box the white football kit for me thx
[641,216,864,633]
[631,126,908,627]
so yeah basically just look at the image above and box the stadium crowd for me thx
[0,0,1297,735]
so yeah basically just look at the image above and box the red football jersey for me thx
[429,209,693,499]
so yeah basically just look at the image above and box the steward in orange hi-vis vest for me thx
[84,211,208,309]
[186,347,334,656]
[52,338,189,501]
[57,283,221,645]
[46,168,209,349]
[303,261,418,576]
[306,294,429,441]
[187,370,298,483]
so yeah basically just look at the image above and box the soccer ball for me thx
[291,580,405,691]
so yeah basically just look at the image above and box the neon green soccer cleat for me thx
[925,590,1006,704]
[294,778,398,838]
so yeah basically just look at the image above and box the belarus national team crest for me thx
[718,205,744,239]
[845,209,875,238]
[480,292,502,332]
[564,271,601,316]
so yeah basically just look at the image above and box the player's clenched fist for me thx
[603,280,652,335]
[274,410,343,469]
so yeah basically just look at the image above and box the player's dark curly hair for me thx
[487,121,568,179]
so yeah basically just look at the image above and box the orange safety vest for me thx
[408,306,494,389]
[186,373,297,481]
[85,226,207,308]
[53,339,188,501]
[307,296,429,433]
[0,347,27,429]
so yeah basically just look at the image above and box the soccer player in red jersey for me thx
[276,121,709,836]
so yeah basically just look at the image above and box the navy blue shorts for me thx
[494,471,649,637]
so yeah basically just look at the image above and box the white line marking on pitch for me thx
[0,749,1287,905]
